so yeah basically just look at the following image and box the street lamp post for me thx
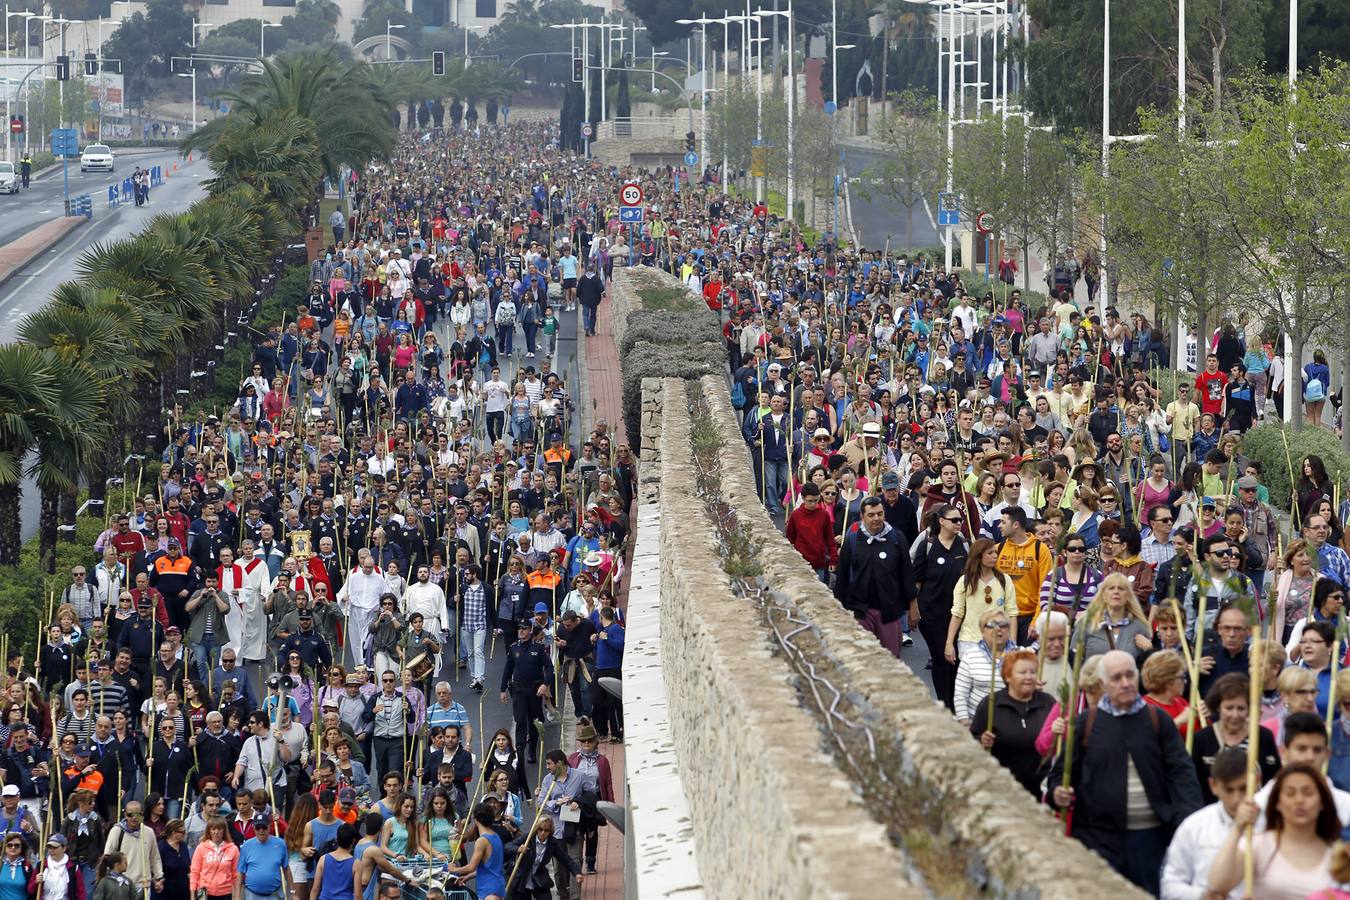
[385,20,404,61]
[717,13,747,186]
[676,16,713,167]
[463,24,483,68]
[191,19,214,48]
[260,21,281,58]
[756,6,791,214]
[1100,0,1110,308]
[650,49,668,92]
[177,70,195,132]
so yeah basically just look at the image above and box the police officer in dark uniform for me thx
[19,153,30,189]
[277,609,332,672]
[499,620,553,763]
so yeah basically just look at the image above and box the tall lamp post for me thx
[260,21,281,57]
[463,24,483,67]
[756,6,791,215]
[385,20,404,61]
[177,69,195,132]
[675,16,713,167]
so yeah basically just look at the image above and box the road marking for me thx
[38,209,51,214]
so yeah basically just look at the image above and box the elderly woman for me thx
[1069,572,1152,663]
[1263,666,1320,750]
[1035,654,1106,757]
[1099,521,1154,611]
[1142,650,1197,737]
[969,648,1056,796]
[952,607,1012,727]
[1190,673,1280,804]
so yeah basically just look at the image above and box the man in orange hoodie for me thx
[785,483,837,583]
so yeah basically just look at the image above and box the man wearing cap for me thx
[839,420,886,481]
[59,743,104,800]
[1233,474,1278,572]
[235,810,288,900]
[277,605,333,673]
[116,592,165,690]
[501,620,553,764]
[877,470,919,546]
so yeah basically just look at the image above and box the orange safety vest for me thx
[154,554,193,577]
[544,447,571,466]
[527,570,562,592]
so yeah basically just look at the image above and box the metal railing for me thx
[594,113,705,142]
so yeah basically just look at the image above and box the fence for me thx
[594,114,703,142]
[107,165,165,208]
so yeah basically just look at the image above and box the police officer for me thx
[499,620,553,763]
[277,608,332,672]
[19,153,30,189]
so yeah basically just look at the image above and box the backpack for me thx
[1305,375,1326,402]
[730,379,746,410]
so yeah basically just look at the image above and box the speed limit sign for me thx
[975,210,995,234]
[620,182,643,207]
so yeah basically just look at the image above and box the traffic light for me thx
[685,131,696,153]
[55,54,70,81]
[84,52,97,76]
[620,52,632,69]
[572,56,584,82]
[432,51,445,76]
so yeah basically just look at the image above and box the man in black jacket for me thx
[505,814,583,898]
[1049,650,1203,895]
[833,496,916,658]
[575,262,603,336]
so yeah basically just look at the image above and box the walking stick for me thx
[503,782,557,896]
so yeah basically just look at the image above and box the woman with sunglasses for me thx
[912,504,968,712]
[1039,537,1101,622]
[1284,580,1346,665]
[0,834,30,900]
[1275,539,1318,644]
[945,538,1015,667]
[953,608,1013,727]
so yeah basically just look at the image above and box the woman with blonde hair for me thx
[952,607,1013,726]
[1274,539,1316,644]
[1069,572,1151,662]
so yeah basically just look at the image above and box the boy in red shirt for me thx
[785,483,837,583]
[1194,352,1228,425]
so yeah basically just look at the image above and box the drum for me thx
[407,652,435,681]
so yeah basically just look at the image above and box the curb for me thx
[0,216,86,291]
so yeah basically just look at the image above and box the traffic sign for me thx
[50,128,79,157]
[619,182,643,207]
[619,207,644,224]
[937,192,960,226]
[580,122,593,139]
[975,210,994,234]
[683,151,698,166]
[824,100,837,115]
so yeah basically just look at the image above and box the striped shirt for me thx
[89,679,131,716]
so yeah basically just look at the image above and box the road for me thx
[841,143,941,252]
[2,151,209,542]
[0,148,183,247]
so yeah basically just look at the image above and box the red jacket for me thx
[785,504,838,570]
[567,751,614,803]
[28,856,86,900]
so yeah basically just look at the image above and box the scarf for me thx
[69,810,96,837]
[41,856,69,900]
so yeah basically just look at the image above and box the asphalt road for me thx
[1,152,209,543]
[841,143,941,252]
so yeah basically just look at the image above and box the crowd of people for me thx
[743,220,1350,893]
[0,121,642,900]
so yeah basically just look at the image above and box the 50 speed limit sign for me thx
[620,182,643,207]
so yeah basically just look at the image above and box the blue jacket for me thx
[742,407,789,462]
[594,623,624,669]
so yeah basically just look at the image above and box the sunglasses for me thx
[1065,546,1086,553]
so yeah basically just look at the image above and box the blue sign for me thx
[50,128,79,157]
[580,121,593,139]
[618,207,644,224]
[683,151,698,166]
[937,191,960,226]
[823,100,837,115]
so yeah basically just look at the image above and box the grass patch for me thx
[636,284,697,312]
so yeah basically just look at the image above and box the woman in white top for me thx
[1207,763,1335,900]
[952,607,1012,725]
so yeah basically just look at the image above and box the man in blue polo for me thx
[235,811,287,900]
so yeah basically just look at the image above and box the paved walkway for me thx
[576,289,628,900]
[0,215,84,289]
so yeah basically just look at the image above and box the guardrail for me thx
[68,194,92,219]
[107,165,165,208]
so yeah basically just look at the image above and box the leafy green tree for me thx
[352,0,420,54]
[481,0,604,84]
[281,0,340,48]
[1019,0,1266,133]
[101,0,192,98]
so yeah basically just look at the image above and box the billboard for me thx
[87,72,125,117]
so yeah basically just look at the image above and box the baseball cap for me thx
[136,597,152,608]
[165,626,181,636]
[298,610,313,620]
[879,471,902,490]
[344,674,362,685]
[337,787,357,804]
[1,785,18,797]
[533,602,549,614]
[46,835,66,848]
[252,813,271,828]
[1201,496,1216,508]
[74,743,93,757]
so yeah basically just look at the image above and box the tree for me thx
[861,89,941,248]
[1019,0,1266,133]
[481,0,604,84]
[352,0,420,54]
[281,0,340,48]
[101,0,192,99]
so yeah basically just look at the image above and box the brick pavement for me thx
[0,216,84,289]
[576,290,627,900]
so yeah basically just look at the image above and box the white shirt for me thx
[404,581,449,633]
[484,379,510,414]
[338,569,389,612]
[1160,801,1238,900]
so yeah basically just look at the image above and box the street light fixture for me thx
[177,69,195,132]
[260,21,281,58]
[676,17,715,165]
[191,19,215,49]
[385,20,404,61]
[463,23,483,68]
[755,4,794,217]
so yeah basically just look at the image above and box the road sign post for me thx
[51,128,78,216]
[937,192,960,227]
[618,207,644,224]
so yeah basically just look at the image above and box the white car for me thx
[79,144,114,173]
[0,162,16,194]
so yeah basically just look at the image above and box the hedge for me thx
[1239,422,1350,513]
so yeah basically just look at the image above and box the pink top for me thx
[1135,478,1173,522]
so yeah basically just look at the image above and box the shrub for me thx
[1239,422,1350,512]
[619,308,721,358]
[620,340,726,450]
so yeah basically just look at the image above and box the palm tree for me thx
[183,49,397,181]
[200,112,324,229]
[0,346,103,568]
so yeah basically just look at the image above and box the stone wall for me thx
[653,377,922,899]
[691,373,1146,898]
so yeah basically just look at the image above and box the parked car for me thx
[0,162,17,193]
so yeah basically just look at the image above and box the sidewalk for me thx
[575,292,628,900]
[0,215,85,289]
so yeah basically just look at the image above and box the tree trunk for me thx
[59,487,78,542]
[1291,327,1306,429]
[38,486,59,575]
[879,29,889,127]
[0,481,21,566]
[904,203,913,249]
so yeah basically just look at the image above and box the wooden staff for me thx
[1187,589,1209,755]
[1326,613,1344,763]
[1244,628,1263,898]
[1280,426,1300,532]
[1168,599,1208,733]
[503,782,558,896]
[986,637,1000,737]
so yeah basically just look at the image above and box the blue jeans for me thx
[761,460,788,514]
[497,323,514,355]
[582,303,597,334]
[190,640,217,677]
[246,888,285,900]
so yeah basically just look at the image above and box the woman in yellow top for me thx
[945,538,1017,664]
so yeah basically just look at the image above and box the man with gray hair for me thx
[1049,650,1202,895]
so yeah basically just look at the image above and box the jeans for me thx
[497,323,514,355]
[190,640,218,677]
[459,626,487,682]
[245,889,285,900]
[486,410,505,443]
[581,303,597,335]
[1119,825,1169,896]
[523,323,538,354]
[760,459,788,514]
